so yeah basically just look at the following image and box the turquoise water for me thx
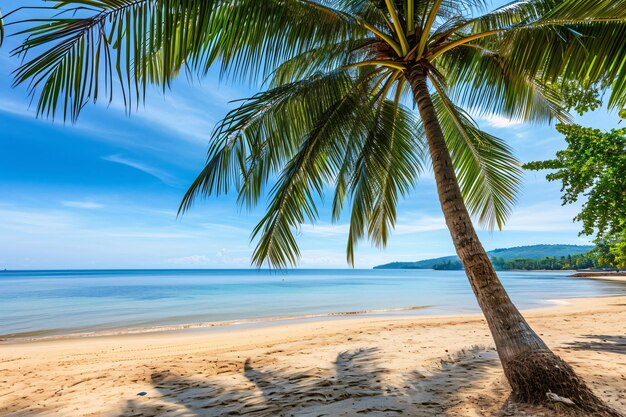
[1,269,624,339]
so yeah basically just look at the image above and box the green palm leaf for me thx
[179,70,367,213]
[0,9,4,46]
[249,72,382,268]
[431,90,522,230]
[268,38,373,87]
[345,97,425,264]
[439,45,571,124]
[499,21,626,109]
[10,0,360,121]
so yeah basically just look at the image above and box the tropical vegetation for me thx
[490,253,602,271]
[375,244,595,269]
[3,0,626,414]
[526,94,626,273]
[433,253,604,271]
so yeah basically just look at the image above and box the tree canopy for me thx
[4,0,626,267]
[526,124,626,241]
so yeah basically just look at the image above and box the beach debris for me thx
[546,391,575,406]
[137,391,147,397]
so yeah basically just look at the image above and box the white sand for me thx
[1,296,624,416]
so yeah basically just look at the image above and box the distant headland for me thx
[373,244,595,270]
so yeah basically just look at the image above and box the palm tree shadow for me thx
[117,346,499,416]
[563,335,626,355]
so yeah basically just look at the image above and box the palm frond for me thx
[457,0,626,110]
[365,101,425,248]
[268,38,373,87]
[204,0,363,83]
[345,97,425,264]
[437,44,571,124]
[430,88,522,230]
[11,0,362,121]
[498,20,626,109]
[179,70,359,213]
[0,9,4,46]
[250,72,380,268]
[538,0,626,21]
[11,0,218,121]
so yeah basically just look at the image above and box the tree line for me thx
[433,251,619,271]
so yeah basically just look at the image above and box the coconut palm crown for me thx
[7,0,626,268]
[5,1,626,413]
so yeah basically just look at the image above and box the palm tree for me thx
[5,0,626,413]
[0,9,4,45]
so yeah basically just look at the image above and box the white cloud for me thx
[102,231,190,239]
[0,207,190,240]
[216,248,228,258]
[200,222,250,236]
[0,208,76,235]
[395,214,447,234]
[299,249,349,267]
[0,98,118,135]
[102,154,179,186]
[62,201,103,209]
[300,223,350,237]
[299,214,446,239]
[164,255,210,265]
[108,93,217,144]
[503,203,581,232]
[481,115,524,129]
[0,98,40,119]
[196,83,247,106]
[0,204,248,269]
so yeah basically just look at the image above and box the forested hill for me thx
[374,245,594,269]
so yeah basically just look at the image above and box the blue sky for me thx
[0,2,622,270]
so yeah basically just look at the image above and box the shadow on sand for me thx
[118,346,500,417]
[564,335,626,355]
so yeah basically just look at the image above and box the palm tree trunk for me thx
[406,66,620,415]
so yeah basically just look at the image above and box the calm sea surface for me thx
[1,269,624,339]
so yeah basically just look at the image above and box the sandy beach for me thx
[1,296,624,417]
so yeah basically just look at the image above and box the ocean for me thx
[1,269,624,339]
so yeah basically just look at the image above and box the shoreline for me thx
[0,305,432,344]
[1,295,624,416]
[2,270,624,345]
[570,271,626,282]
[2,293,622,346]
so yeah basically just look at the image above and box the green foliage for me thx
[487,244,595,260]
[526,61,626,272]
[558,81,602,116]
[592,239,617,269]
[525,125,626,240]
[491,253,601,271]
[9,0,360,121]
[609,234,626,270]
[375,244,594,269]
[5,0,626,267]
[407,250,604,271]
[432,260,463,270]
[592,233,626,271]
[431,92,522,230]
